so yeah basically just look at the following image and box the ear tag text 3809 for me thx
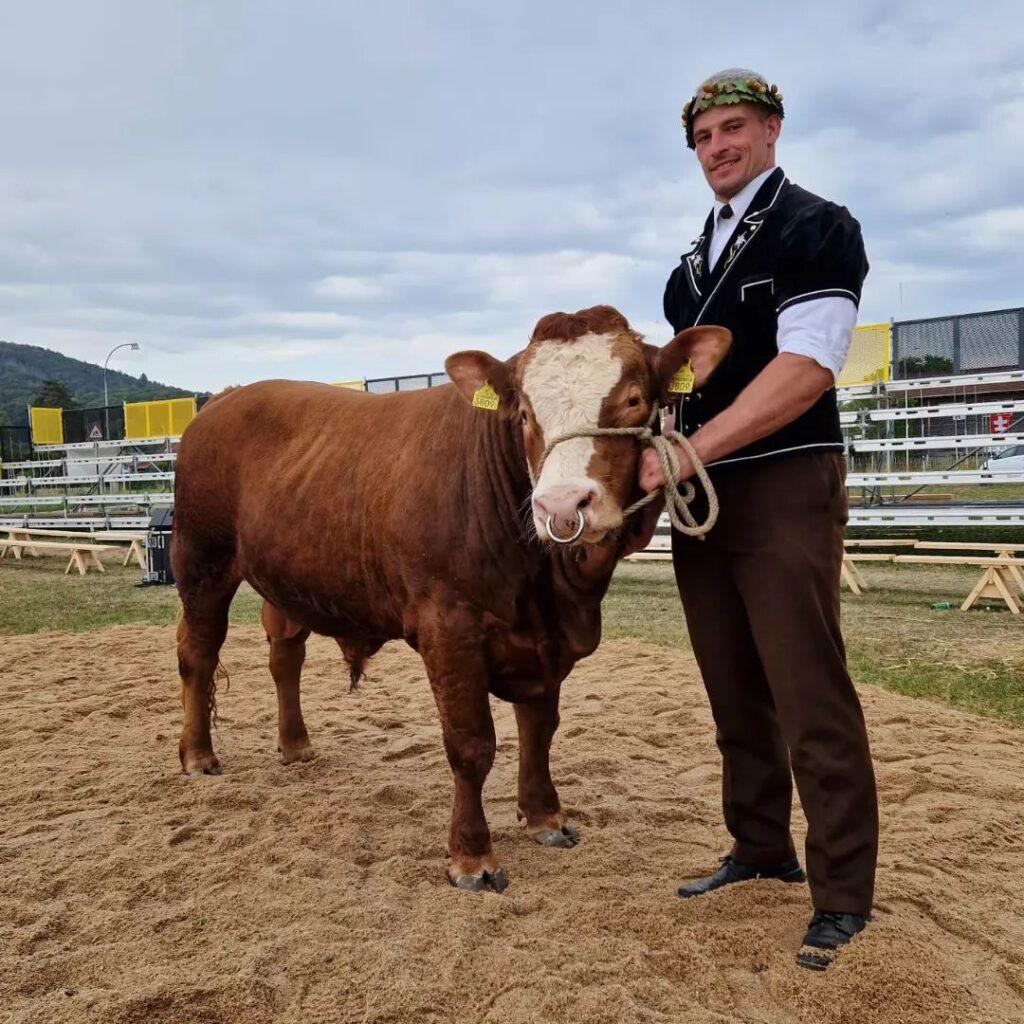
[472,382,500,411]
[667,360,696,394]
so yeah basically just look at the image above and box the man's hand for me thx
[640,444,695,493]
[636,353,834,495]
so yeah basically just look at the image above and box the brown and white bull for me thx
[172,305,730,891]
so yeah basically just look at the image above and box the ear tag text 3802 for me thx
[472,383,500,411]
[667,360,696,394]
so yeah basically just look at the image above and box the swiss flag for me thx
[990,412,1013,434]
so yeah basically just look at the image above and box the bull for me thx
[172,305,730,891]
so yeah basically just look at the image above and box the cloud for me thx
[0,2,1021,390]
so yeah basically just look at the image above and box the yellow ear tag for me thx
[472,382,500,411]
[667,360,696,394]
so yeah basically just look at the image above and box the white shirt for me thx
[708,167,775,270]
[708,166,857,381]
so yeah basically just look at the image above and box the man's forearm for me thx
[682,352,834,471]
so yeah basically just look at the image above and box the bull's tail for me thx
[348,658,365,693]
[338,637,384,692]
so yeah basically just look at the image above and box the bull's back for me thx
[173,379,470,628]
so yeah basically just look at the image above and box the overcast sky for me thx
[1,3,1022,392]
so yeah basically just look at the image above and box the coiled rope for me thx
[531,408,719,538]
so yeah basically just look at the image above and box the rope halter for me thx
[529,406,720,543]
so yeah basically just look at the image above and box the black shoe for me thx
[795,910,868,971]
[676,854,806,899]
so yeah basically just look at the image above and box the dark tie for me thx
[720,203,733,220]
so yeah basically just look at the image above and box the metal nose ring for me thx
[545,510,586,545]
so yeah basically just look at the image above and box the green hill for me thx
[0,340,205,426]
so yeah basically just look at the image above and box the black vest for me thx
[663,168,869,465]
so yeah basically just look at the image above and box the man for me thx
[640,69,879,971]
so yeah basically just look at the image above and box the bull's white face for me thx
[520,332,633,543]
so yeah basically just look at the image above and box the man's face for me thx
[692,102,781,200]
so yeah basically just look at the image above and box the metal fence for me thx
[0,426,32,464]
[61,405,125,444]
[364,372,448,393]
[892,307,1024,379]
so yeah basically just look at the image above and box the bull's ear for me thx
[649,326,732,399]
[445,350,516,412]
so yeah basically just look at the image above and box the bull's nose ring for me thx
[546,510,586,545]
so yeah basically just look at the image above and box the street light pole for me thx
[103,342,141,439]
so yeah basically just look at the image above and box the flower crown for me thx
[682,76,784,149]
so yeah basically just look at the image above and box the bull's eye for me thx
[627,396,642,408]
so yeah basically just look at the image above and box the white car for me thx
[982,444,1024,472]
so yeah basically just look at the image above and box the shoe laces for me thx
[809,910,855,936]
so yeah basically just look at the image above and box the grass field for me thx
[1,554,1022,726]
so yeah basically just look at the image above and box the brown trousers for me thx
[672,451,878,915]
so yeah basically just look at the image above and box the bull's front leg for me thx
[515,689,579,848]
[420,623,506,893]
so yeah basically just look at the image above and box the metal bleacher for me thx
[0,435,179,530]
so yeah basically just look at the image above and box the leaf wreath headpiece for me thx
[681,68,784,149]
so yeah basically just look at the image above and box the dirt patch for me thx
[2,627,1022,1023]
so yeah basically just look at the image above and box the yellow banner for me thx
[124,397,197,439]
[839,322,891,387]
[30,407,64,446]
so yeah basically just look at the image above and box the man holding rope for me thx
[641,69,878,970]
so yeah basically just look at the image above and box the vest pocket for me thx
[738,274,774,303]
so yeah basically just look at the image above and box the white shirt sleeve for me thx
[776,296,858,381]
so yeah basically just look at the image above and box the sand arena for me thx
[2,626,1023,1024]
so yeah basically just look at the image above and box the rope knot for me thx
[531,409,719,541]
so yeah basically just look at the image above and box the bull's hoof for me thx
[450,868,509,894]
[182,752,221,777]
[533,823,580,848]
[278,741,316,765]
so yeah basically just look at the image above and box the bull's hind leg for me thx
[261,602,315,764]
[176,569,240,777]
[515,690,579,848]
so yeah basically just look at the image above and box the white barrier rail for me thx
[849,433,1024,453]
[837,369,1024,401]
[33,436,180,454]
[0,493,174,509]
[0,516,153,530]
[848,505,1024,527]
[0,470,175,489]
[865,399,1024,423]
[0,459,65,471]
[847,471,1024,487]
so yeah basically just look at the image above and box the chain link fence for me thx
[364,372,448,393]
[892,307,1024,378]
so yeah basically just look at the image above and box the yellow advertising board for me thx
[839,323,891,387]
[332,380,366,391]
[29,407,64,446]
[124,397,197,439]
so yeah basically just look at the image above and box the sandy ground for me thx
[1,626,1023,1024]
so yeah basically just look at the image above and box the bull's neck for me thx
[469,407,535,554]
[466,404,620,596]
